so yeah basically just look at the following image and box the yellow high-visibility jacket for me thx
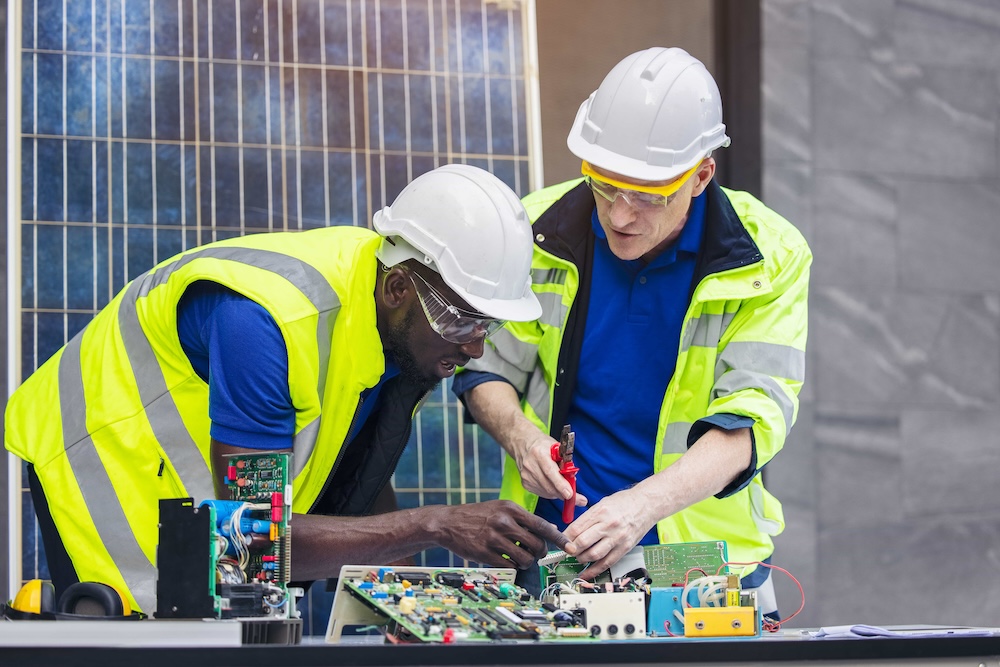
[5,227,425,612]
[464,179,811,571]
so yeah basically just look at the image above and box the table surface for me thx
[1,622,1000,667]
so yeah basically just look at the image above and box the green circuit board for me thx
[541,541,729,590]
[339,567,596,642]
[225,452,291,586]
[642,541,728,588]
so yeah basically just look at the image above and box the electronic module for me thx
[155,452,301,642]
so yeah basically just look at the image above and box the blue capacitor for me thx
[200,500,270,534]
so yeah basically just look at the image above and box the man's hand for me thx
[463,382,587,505]
[514,433,589,506]
[563,488,654,579]
[562,427,755,579]
[428,500,568,569]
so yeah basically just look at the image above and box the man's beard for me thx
[384,306,441,393]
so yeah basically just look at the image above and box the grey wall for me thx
[762,0,1000,627]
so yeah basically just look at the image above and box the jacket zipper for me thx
[362,388,429,514]
[308,395,364,513]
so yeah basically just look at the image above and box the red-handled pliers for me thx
[550,424,579,524]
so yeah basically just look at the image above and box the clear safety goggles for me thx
[408,270,506,345]
[582,160,699,209]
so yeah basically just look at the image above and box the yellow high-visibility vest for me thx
[6,227,394,612]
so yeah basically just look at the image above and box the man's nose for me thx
[460,337,485,359]
[608,192,637,227]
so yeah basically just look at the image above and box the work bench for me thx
[0,624,998,667]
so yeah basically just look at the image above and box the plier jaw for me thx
[550,425,580,524]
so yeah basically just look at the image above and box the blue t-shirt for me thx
[534,193,707,544]
[177,282,398,450]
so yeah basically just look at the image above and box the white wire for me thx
[229,502,252,570]
[682,575,728,612]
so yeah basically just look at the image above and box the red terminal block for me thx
[227,465,237,482]
[271,491,284,523]
[550,425,579,524]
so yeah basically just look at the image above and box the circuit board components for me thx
[327,566,595,643]
[155,452,299,642]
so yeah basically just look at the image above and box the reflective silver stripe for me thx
[118,281,216,504]
[127,245,341,477]
[682,311,737,352]
[59,331,158,613]
[715,341,805,383]
[531,267,567,287]
[135,246,340,399]
[525,367,551,425]
[291,418,320,477]
[711,370,795,432]
[750,483,784,537]
[661,421,693,455]
[464,328,535,390]
[535,291,566,329]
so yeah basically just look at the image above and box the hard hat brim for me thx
[568,127,707,183]
[454,282,542,323]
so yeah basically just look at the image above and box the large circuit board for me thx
[327,566,598,643]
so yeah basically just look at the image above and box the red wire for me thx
[662,620,676,637]
[718,560,806,631]
[680,567,711,606]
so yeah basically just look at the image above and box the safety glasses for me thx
[582,160,699,209]
[408,270,506,345]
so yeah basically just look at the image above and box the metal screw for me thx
[695,621,705,630]
[732,619,742,629]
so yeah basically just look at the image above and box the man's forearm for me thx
[290,506,446,581]
[632,427,754,527]
[464,380,542,458]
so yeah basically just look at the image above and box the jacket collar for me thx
[532,179,762,283]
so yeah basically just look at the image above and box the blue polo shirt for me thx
[177,282,398,450]
[534,193,708,543]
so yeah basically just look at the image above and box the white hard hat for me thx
[567,47,731,182]
[374,164,542,322]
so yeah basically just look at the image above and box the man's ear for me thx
[690,157,716,197]
[380,266,412,310]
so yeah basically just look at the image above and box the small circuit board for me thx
[156,452,295,623]
[540,542,728,590]
[642,541,728,587]
[327,566,596,643]
[221,453,292,589]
